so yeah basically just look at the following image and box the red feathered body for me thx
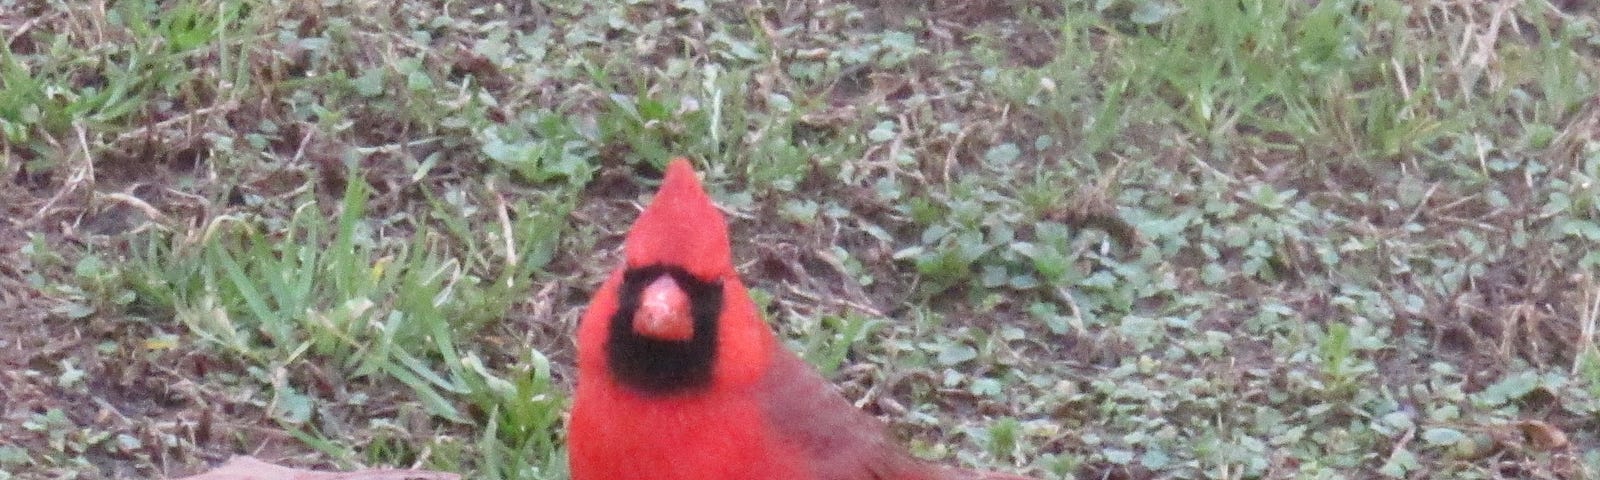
[568,158,1031,480]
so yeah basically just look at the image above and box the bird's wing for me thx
[757,348,953,480]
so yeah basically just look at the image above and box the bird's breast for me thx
[569,381,813,480]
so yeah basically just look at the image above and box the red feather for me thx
[569,158,1033,480]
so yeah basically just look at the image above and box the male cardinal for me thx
[569,158,1034,480]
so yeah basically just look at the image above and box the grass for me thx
[1,0,1598,478]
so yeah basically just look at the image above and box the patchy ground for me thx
[3,0,1599,479]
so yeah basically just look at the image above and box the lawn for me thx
[1,0,1597,478]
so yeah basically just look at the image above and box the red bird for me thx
[569,158,1034,480]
